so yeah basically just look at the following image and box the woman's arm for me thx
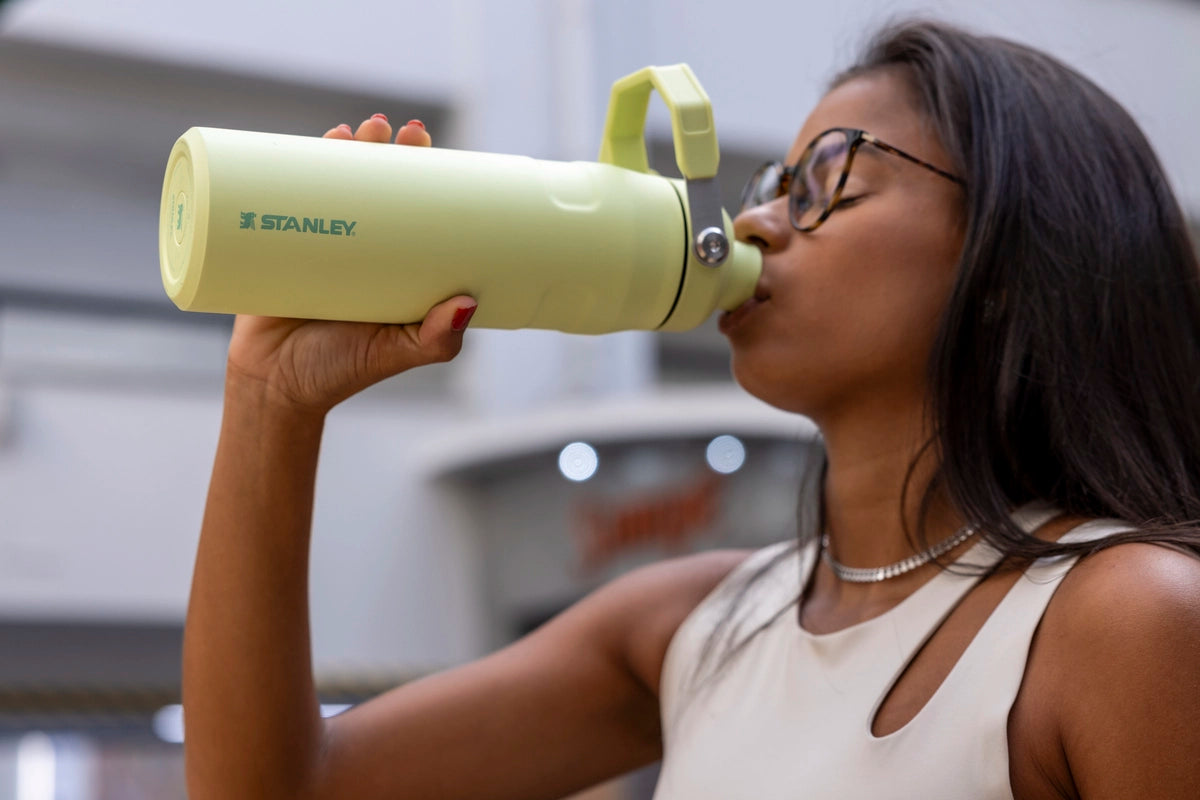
[183,373,329,799]
[183,254,476,796]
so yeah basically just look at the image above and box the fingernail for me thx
[372,113,388,123]
[337,123,352,134]
[406,119,426,131]
[451,304,477,331]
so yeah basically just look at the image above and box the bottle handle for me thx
[597,64,729,267]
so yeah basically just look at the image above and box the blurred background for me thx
[0,0,1196,797]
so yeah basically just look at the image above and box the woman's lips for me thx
[719,293,768,335]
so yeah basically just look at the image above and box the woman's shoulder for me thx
[1052,538,1200,618]
[1042,539,1200,674]
[1026,539,1200,794]
[1044,539,1200,656]
[1029,516,1200,637]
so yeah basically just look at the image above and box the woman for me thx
[182,19,1200,800]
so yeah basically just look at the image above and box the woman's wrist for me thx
[223,363,332,428]
[222,368,331,443]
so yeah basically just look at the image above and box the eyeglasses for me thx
[739,127,966,232]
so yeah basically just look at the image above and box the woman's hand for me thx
[224,115,475,416]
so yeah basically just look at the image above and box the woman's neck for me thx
[809,406,968,609]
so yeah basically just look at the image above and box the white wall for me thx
[0,382,220,621]
[0,365,487,669]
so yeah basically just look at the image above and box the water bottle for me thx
[158,64,761,334]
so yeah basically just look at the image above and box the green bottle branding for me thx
[239,211,357,236]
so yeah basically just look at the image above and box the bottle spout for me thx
[658,231,762,332]
[716,239,763,311]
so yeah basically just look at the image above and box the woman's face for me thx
[726,69,965,423]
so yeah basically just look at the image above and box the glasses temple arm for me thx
[862,134,966,186]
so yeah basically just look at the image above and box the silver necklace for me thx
[820,525,977,583]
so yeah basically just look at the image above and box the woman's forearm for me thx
[183,375,329,800]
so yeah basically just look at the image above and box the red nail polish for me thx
[337,123,352,133]
[406,119,426,131]
[451,305,477,331]
[372,113,388,123]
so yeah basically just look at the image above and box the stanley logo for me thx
[239,211,357,236]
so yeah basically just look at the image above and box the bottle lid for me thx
[159,130,208,309]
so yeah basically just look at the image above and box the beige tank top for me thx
[653,506,1131,799]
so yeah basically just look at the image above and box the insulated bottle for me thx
[159,64,761,334]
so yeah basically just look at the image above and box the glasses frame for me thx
[742,127,966,233]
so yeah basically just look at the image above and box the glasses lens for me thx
[793,130,851,230]
[740,162,784,213]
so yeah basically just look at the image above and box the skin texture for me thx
[183,77,1200,800]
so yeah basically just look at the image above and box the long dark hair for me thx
[690,18,1200,688]
[836,19,1200,562]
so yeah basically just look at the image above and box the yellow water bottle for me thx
[159,64,761,334]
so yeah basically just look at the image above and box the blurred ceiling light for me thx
[706,435,746,474]
[558,442,599,482]
[16,732,55,800]
[152,705,185,744]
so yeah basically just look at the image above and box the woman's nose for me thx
[733,198,793,253]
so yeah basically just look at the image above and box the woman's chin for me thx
[728,357,812,417]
